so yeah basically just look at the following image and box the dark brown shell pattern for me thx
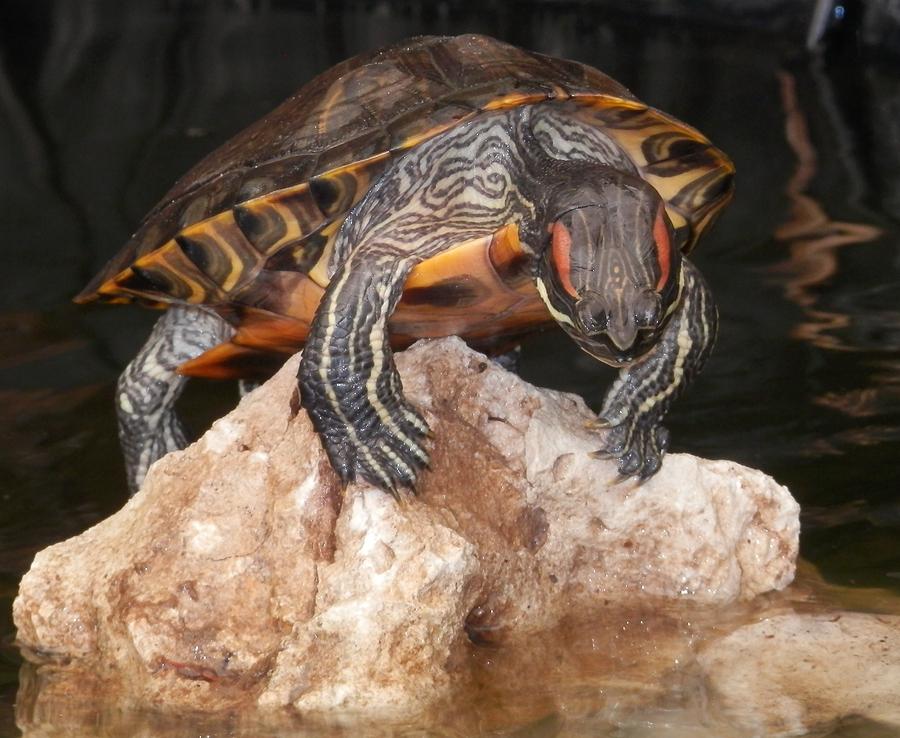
[76,34,735,379]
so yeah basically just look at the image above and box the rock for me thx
[13,337,799,714]
[698,612,900,736]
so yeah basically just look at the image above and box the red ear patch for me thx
[653,207,672,291]
[551,221,580,299]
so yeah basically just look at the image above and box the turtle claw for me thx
[301,377,431,494]
[586,408,627,431]
[592,416,669,481]
[585,417,613,431]
[352,404,432,493]
[582,260,717,484]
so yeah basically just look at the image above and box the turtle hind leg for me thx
[591,259,718,479]
[116,305,233,493]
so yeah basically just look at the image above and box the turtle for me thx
[76,34,734,494]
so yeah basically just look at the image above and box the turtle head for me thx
[536,171,682,366]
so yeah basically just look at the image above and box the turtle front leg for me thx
[117,305,233,493]
[592,260,718,479]
[298,255,430,493]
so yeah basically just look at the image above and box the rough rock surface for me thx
[699,612,900,736]
[14,338,800,713]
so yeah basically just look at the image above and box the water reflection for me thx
[771,69,882,352]
[766,60,900,464]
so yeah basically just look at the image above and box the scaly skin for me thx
[298,254,430,493]
[590,260,717,479]
[116,305,233,493]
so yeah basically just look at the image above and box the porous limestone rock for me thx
[14,337,800,713]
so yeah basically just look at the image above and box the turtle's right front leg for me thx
[298,255,430,493]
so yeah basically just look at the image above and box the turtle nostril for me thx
[575,299,609,335]
[634,291,662,328]
[635,304,660,328]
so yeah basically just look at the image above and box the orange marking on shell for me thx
[97,275,133,298]
[482,92,552,111]
[233,310,311,352]
[653,206,672,291]
[549,84,572,100]
[131,241,216,303]
[234,183,326,255]
[395,223,548,341]
[551,221,579,298]
[312,150,392,185]
[487,223,531,287]
[181,223,551,380]
[396,116,478,150]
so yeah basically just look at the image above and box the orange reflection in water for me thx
[771,70,882,352]
[771,71,900,453]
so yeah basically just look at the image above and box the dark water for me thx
[2,2,900,736]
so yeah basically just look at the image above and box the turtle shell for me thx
[76,34,734,379]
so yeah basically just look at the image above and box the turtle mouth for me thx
[571,328,659,367]
[572,294,657,363]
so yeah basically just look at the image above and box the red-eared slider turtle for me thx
[76,34,734,494]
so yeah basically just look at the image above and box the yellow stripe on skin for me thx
[634,267,704,417]
[637,299,692,415]
[317,254,427,485]
[317,265,384,480]
[362,262,429,454]
[376,439,416,481]
[598,265,689,430]
[536,276,576,328]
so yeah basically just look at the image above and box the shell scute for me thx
[174,170,246,235]
[77,35,634,307]
[233,183,326,254]
[113,241,222,304]
[176,215,259,293]
[262,226,330,275]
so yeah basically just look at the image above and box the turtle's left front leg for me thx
[593,260,718,479]
[298,254,430,493]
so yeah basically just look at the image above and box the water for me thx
[2,2,900,736]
